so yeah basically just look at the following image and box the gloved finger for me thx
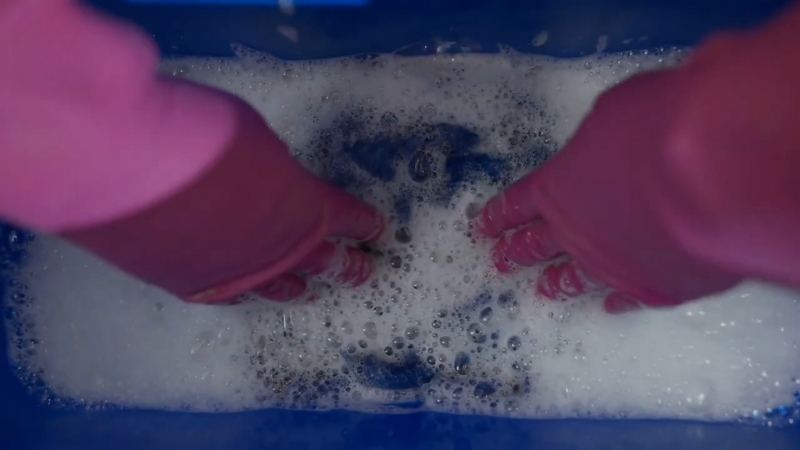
[603,291,643,314]
[252,274,307,302]
[491,221,565,273]
[476,175,542,237]
[294,241,374,287]
[603,291,687,313]
[534,258,604,300]
[324,187,385,242]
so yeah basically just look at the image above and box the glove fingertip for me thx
[253,274,307,302]
[603,291,643,314]
[533,260,599,300]
[339,247,374,286]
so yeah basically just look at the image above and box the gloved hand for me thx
[477,2,800,313]
[477,69,741,313]
[0,0,383,305]
[63,91,384,304]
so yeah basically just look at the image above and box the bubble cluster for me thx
[3,47,800,425]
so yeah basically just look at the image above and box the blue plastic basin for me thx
[2,1,800,448]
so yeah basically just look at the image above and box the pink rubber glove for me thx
[478,2,800,313]
[1,0,383,304]
[64,95,384,304]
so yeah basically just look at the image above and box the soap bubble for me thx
[390,256,403,269]
[453,387,463,399]
[395,227,413,244]
[455,352,470,375]
[465,202,481,220]
[392,336,405,349]
[326,332,343,348]
[341,321,354,335]
[507,336,521,351]
[479,307,493,323]
[409,152,433,182]
[363,322,377,339]
[497,291,515,308]
[467,323,487,344]
[474,382,496,399]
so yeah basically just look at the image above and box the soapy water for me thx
[4,46,800,425]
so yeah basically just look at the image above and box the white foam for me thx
[5,48,800,423]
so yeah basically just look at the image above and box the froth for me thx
[5,48,800,425]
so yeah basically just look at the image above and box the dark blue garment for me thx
[341,352,435,390]
[314,119,550,223]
